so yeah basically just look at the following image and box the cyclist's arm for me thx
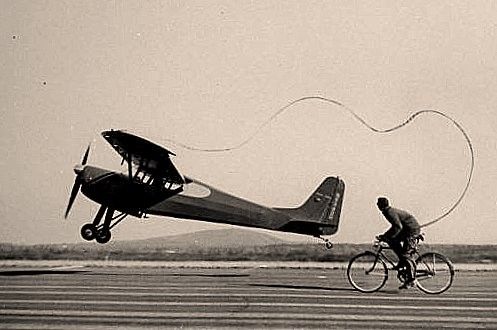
[381,210,403,239]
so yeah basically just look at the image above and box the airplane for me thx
[64,130,345,248]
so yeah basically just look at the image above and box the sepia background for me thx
[1,0,495,244]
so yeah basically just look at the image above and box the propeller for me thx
[64,144,90,219]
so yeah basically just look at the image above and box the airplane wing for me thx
[101,130,185,184]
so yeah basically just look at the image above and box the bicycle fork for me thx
[366,254,382,275]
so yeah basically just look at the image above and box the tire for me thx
[95,229,112,244]
[81,223,96,241]
[347,251,388,293]
[415,252,454,294]
[325,240,333,249]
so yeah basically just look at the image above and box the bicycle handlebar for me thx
[373,238,389,248]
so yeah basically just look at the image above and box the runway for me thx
[0,265,496,329]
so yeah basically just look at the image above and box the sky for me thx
[1,1,496,245]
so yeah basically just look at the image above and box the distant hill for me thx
[108,228,287,250]
[1,228,496,262]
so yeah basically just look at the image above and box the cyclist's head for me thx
[377,197,389,210]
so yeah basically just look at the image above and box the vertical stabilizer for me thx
[275,177,345,236]
[321,177,345,235]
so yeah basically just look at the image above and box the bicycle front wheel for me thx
[347,251,388,293]
[415,252,454,294]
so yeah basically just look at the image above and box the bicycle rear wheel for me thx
[415,252,454,294]
[347,251,388,293]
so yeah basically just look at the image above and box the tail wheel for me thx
[347,251,388,293]
[325,239,333,249]
[95,229,112,244]
[415,252,454,294]
[80,223,97,241]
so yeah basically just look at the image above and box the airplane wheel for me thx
[325,239,333,249]
[95,229,111,244]
[81,223,96,241]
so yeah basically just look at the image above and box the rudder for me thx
[276,177,345,236]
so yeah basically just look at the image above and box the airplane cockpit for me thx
[102,129,186,192]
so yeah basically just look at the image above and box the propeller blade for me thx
[82,144,90,165]
[65,144,90,219]
[65,178,81,219]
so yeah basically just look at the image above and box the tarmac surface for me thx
[0,264,496,329]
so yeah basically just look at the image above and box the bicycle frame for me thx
[366,242,399,274]
[369,241,437,281]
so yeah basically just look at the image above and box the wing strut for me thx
[127,152,132,182]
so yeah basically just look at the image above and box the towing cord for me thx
[164,96,475,228]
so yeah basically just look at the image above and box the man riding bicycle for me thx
[376,197,421,289]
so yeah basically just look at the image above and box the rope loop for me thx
[163,96,474,228]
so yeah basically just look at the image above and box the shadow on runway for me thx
[250,283,402,295]
[90,272,250,278]
[380,289,403,295]
[0,269,90,277]
[169,273,251,278]
[249,283,355,292]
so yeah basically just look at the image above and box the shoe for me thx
[399,279,417,290]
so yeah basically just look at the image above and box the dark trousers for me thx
[387,236,418,282]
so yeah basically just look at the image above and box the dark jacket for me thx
[382,206,420,239]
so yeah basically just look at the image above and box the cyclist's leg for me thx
[402,236,418,283]
[386,238,403,268]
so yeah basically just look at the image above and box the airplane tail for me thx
[275,177,345,236]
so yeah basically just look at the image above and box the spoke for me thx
[432,253,436,275]
[415,253,454,294]
[347,252,388,293]
[416,275,433,282]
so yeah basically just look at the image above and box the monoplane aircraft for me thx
[65,130,345,248]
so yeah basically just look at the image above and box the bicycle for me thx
[347,234,455,294]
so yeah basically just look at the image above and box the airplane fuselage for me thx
[147,179,292,231]
[79,165,292,231]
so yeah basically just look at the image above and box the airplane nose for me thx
[74,164,85,175]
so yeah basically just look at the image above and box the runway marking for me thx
[1,290,496,302]
[48,266,85,271]
[1,309,496,324]
[1,284,495,296]
[1,299,497,312]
